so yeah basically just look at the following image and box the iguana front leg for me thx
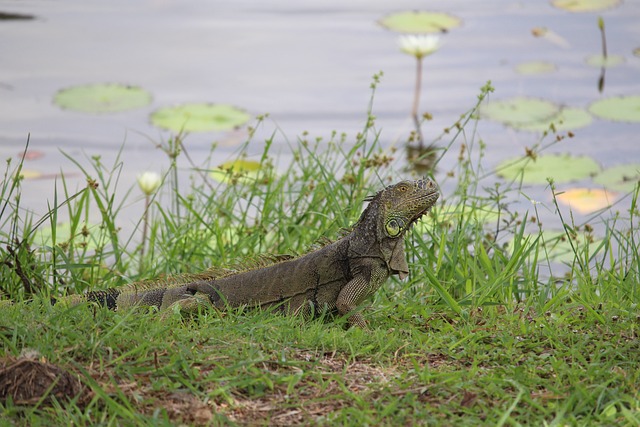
[336,263,390,328]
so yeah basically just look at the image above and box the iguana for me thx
[60,179,439,328]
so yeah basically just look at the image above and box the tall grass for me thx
[1,81,638,315]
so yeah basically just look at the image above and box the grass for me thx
[0,80,639,425]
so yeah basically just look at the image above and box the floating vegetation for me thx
[550,0,622,13]
[593,164,640,192]
[151,103,250,133]
[585,54,625,68]
[435,203,501,225]
[588,95,640,123]
[20,150,44,161]
[34,222,100,250]
[556,188,616,214]
[515,107,593,132]
[378,10,462,33]
[515,61,557,75]
[54,83,152,113]
[406,144,437,174]
[511,230,604,264]
[0,11,35,20]
[531,27,571,48]
[15,169,42,180]
[482,98,592,132]
[634,47,640,58]
[497,153,600,185]
[209,159,264,185]
[481,97,559,128]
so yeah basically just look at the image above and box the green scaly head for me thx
[352,179,440,278]
[358,178,439,238]
[377,179,439,239]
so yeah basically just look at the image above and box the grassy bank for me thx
[1,84,638,425]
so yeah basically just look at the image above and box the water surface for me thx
[1,0,638,222]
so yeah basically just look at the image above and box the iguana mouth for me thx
[409,196,438,225]
[411,179,440,223]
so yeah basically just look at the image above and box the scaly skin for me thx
[69,179,439,328]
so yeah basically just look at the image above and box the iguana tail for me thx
[50,289,120,309]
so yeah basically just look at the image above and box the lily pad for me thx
[550,0,622,12]
[585,54,625,68]
[209,159,263,185]
[378,11,462,33]
[436,203,501,224]
[556,188,617,214]
[588,95,640,123]
[21,150,45,161]
[531,27,571,49]
[634,47,640,58]
[481,97,560,128]
[34,222,100,250]
[515,61,557,75]
[515,107,593,132]
[16,169,42,180]
[54,83,152,113]
[497,153,600,184]
[151,103,250,132]
[593,164,640,192]
[414,203,500,234]
[511,230,603,264]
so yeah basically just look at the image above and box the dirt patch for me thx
[213,350,456,425]
[0,356,83,406]
[0,349,460,424]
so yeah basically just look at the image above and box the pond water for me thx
[1,0,639,229]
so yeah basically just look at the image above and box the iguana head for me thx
[354,178,439,278]
[367,178,439,238]
[354,178,439,240]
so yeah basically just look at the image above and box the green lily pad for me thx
[436,203,501,224]
[514,107,593,132]
[511,230,603,264]
[593,164,640,192]
[585,54,625,68]
[550,0,622,12]
[481,97,560,128]
[34,222,100,250]
[414,203,500,234]
[209,159,263,185]
[151,103,250,132]
[588,96,640,123]
[556,188,617,213]
[515,61,557,75]
[54,83,152,113]
[378,11,462,33]
[634,47,640,58]
[497,153,600,184]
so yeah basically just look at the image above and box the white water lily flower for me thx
[398,34,441,59]
[137,171,161,195]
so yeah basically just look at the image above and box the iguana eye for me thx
[385,218,405,237]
